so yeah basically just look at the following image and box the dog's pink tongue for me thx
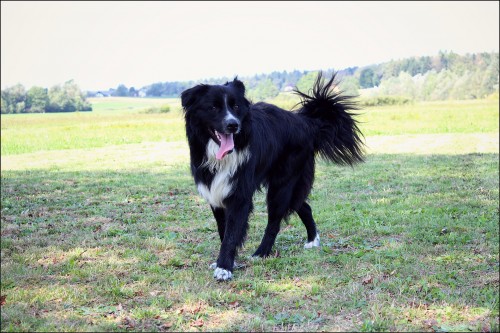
[216,132,234,160]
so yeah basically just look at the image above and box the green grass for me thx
[88,97,181,114]
[1,97,499,332]
[2,98,498,156]
[1,98,185,156]
[267,94,499,135]
[359,99,499,136]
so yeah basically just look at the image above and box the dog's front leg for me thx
[209,206,237,270]
[211,206,226,242]
[213,199,252,281]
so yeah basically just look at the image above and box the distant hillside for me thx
[100,51,499,102]
[354,51,499,101]
[134,67,358,100]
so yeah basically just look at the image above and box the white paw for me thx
[213,267,233,281]
[304,234,320,249]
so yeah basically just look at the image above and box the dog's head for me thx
[181,78,250,159]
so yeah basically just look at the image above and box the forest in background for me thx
[1,80,92,114]
[133,51,498,102]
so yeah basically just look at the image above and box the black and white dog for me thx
[181,73,364,281]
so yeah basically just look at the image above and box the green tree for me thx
[359,68,376,88]
[419,56,433,74]
[420,70,439,100]
[147,83,164,97]
[26,86,49,113]
[482,56,499,94]
[47,80,91,112]
[339,76,360,96]
[1,96,8,114]
[433,70,457,100]
[1,91,12,114]
[47,85,67,112]
[295,71,319,94]
[382,60,401,78]
[129,87,137,97]
[378,72,417,98]
[449,70,472,99]
[114,84,129,97]
[247,78,279,101]
[1,84,26,113]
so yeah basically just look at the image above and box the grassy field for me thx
[0,98,183,156]
[1,97,499,332]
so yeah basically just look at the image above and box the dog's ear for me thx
[181,84,209,110]
[225,77,245,95]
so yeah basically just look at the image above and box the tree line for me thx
[2,51,497,114]
[135,67,355,100]
[1,80,92,114]
[135,51,498,102]
[353,51,499,101]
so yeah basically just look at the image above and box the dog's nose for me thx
[225,119,240,133]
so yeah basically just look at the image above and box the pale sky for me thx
[1,1,499,91]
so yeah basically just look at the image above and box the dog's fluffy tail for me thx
[295,72,365,166]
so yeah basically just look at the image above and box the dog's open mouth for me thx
[210,129,234,160]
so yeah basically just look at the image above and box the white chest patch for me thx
[197,140,250,208]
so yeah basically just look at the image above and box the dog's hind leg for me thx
[253,185,294,258]
[296,202,320,248]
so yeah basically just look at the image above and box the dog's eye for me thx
[211,106,217,112]
[233,105,239,110]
